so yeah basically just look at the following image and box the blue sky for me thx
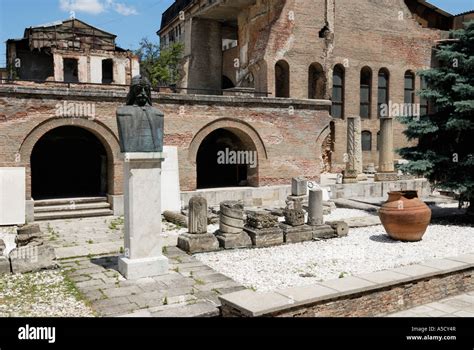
[0,0,473,67]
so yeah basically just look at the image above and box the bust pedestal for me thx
[118,152,169,279]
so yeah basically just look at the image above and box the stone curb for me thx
[218,253,474,317]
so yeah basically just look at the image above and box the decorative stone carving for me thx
[244,211,283,247]
[216,201,252,249]
[188,196,208,234]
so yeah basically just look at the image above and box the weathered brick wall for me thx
[0,85,331,195]
[233,0,443,171]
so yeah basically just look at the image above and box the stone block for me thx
[118,256,169,280]
[292,177,308,196]
[280,224,314,243]
[0,239,5,255]
[216,231,252,249]
[246,211,279,229]
[244,226,284,247]
[311,225,338,240]
[177,233,219,253]
[0,256,10,275]
[10,244,57,274]
[375,173,399,182]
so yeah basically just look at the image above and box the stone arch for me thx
[188,118,268,189]
[19,118,122,199]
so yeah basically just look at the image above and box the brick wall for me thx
[0,85,331,196]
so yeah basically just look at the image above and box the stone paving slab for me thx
[389,293,474,317]
[62,246,245,317]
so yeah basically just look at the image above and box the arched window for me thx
[404,71,415,104]
[275,60,290,98]
[362,131,372,151]
[360,67,372,119]
[308,62,326,99]
[377,69,390,118]
[331,64,345,118]
[377,131,381,151]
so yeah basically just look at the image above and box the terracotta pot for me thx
[379,190,431,241]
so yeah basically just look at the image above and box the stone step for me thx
[34,197,108,207]
[34,202,111,213]
[34,208,114,221]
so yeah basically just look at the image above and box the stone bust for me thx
[116,75,164,153]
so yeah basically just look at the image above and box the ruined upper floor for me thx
[4,19,139,85]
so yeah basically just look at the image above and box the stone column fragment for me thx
[308,189,324,226]
[178,196,218,253]
[216,201,252,249]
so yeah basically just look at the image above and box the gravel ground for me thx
[0,270,95,317]
[324,208,375,221]
[195,224,474,292]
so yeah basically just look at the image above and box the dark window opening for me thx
[331,65,345,119]
[308,62,326,99]
[31,126,107,200]
[64,58,79,83]
[102,59,114,84]
[360,67,372,119]
[275,60,290,98]
[362,131,372,151]
[420,76,430,116]
[404,71,415,105]
[377,69,390,118]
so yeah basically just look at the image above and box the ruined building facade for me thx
[159,0,461,170]
[5,19,139,84]
[0,3,470,223]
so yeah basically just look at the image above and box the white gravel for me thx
[195,224,474,292]
[324,208,375,221]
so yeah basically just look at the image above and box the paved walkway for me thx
[389,292,474,317]
[61,246,245,317]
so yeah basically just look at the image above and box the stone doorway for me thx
[196,128,257,189]
[31,126,108,200]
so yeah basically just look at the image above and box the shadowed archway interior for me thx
[197,128,258,189]
[31,126,108,199]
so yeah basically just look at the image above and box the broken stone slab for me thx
[215,231,252,250]
[16,224,43,247]
[332,198,379,212]
[9,244,58,274]
[292,177,308,196]
[177,233,219,254]
[0,256,10,275]
[246,211,279,229]
[311,225,338,240]
[244,226,284,247]
[280,224,313,244]
[163,211,188,228]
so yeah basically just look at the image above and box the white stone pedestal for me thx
[118,153,169,279]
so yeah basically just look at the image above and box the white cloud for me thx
[59,0,105,15]
[59,0,138,16]
[112,2,138,16]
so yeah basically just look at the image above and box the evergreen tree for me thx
[398,20,474,212]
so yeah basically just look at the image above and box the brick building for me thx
[0,2,471,224]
